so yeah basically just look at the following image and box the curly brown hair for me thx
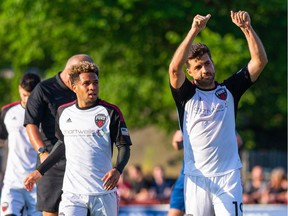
[69,61,99,84]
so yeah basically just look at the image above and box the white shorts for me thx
[1,186,41,216]
[184,169,243,216]
[59,191,119,216]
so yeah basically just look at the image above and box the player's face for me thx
[73,72,99,108]
[18,86,30,108]
[187,53,215,89]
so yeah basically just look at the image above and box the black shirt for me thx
[24,72,76,152]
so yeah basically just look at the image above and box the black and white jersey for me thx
[24,73,76,151]
[55,99,132,195]
[171,66,253,177]
[0,102,37,188]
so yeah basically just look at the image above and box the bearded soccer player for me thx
[169,11,267,216]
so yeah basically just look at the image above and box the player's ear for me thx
[186,68,193,76]
[72,83,77,93]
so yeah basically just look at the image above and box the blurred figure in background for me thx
[168,130,185,216]
[149,165,174,202]
[127,164,151,202]
[260,167,288,204]
[243,165,267,204]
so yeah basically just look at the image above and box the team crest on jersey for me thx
[1,202,8,212]
[95,114,106,128]
[215,88,227,100]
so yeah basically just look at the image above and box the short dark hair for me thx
[69,61,99,84]
[20,73,41,92]
[186,43,212,67]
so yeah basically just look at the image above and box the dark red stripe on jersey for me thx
[99,99,124,122]
[1,101,20,111]
[58,100,76,110]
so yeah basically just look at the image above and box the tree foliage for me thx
[0,0,286,150]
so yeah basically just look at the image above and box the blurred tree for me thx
[0,0,286,150]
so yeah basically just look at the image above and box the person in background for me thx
[168,130,185,216]
[243,165,267,204]
[149,165,174,202]
[24,60,132,215]
[24,54,92,216]
[168,10,267,215]
[127,164,151,202]
[260,167,288,204]
[0,73,41,216]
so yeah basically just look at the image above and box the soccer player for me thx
[24,54,93,216]
[0,73,41,216]
[168,10,267,215]
[24,60,132,215]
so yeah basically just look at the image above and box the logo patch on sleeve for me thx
[121,127,129,136]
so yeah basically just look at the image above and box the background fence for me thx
[241,150,287,181]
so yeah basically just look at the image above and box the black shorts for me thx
[36,159,66,212]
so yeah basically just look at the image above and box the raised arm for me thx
[169,14,211,89]
[231,10,268,82]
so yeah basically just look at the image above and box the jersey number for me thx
[232,201,243,216]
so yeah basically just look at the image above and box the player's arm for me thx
[169,14,211,89]
[114,145,131,175]
[24,140,64,191]
[102,144,131,191]
[231,10,268,82]
[172,130,183,151]
[36,140,64,174]
[26,124,49,162]
[102,114,132,191]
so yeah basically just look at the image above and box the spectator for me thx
[149,165,174,201]
[243,165,267,204]
[127,164,151,202]
[261,167,288,204]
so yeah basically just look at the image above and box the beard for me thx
[196,73,215,89]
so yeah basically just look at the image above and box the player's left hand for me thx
[231,10,251,28]
[102,168,121,190]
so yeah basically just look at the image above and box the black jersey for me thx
[24,72,76,151]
